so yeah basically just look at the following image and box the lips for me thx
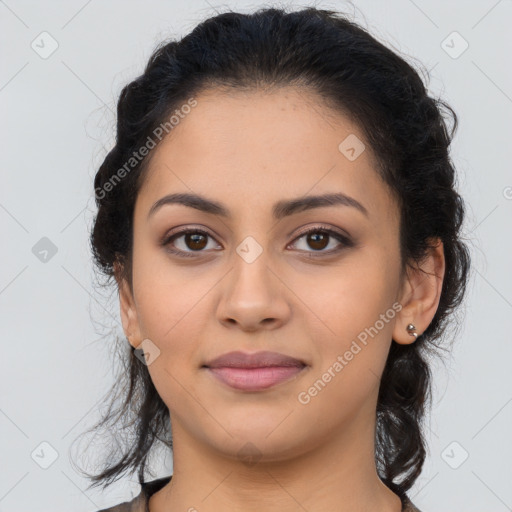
[204,350,306,369]
[203,351,307,391]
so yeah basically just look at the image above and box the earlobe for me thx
[393,238,445,345]
[406,323,418,340]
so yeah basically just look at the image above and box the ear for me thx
[114,260,142,349]
[392,238,445,345]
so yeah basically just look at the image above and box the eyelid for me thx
[161,223,354,257]
[290,223,352,244]
[162,224,218,241]
[287,224,354,255]
[160,225,222,258]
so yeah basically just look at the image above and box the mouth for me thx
[204,365,307,391]
[202,351,308,392]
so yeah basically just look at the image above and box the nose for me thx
[216,250,292,332]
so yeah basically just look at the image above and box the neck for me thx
[149,406,402,512]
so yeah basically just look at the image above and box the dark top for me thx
[95,475,422,512]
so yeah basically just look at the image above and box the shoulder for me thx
[94,494,144,512]
[92,476,172,512]
[402,494,422,512]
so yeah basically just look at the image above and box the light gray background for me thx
[1,0,511,510]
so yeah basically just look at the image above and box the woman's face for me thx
[119,87,418,462]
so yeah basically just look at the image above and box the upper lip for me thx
[203,350,306,369]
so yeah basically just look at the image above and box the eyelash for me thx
[160,224,354,259]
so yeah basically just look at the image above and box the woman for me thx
[77,6,471,512]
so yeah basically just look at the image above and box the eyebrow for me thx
[147,192,369,221]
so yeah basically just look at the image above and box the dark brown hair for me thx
[73,6,471,501]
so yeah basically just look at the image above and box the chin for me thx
[201,421,315,465]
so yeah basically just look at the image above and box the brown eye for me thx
[184,232,208,250]
[162,228,221,257]
[305,232,329,251]
[289,226,354,256]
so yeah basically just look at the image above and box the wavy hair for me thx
[73,5,471,500]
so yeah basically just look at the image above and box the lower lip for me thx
[206,366,305,391]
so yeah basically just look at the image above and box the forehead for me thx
[135,87,398,225]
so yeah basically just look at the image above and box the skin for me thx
[116,87,445,512]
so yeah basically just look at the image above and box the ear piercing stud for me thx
[406,323,418,339]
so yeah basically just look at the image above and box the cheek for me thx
[291,264,397,426]
[132,264,211,409]
[132,236,214,340]
[130,253,218,403]
[291,250,400,406]
[297,253,398,344]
